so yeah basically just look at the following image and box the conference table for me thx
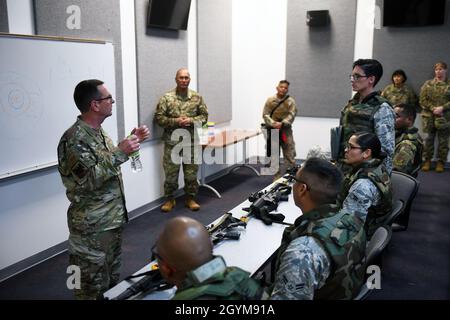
[104,175,302,300]
[198,129,262,198]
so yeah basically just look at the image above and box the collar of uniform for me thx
[174,88,193,100]
[352,91,379,104]
[353,158,381,173]
[76,116,102,137]
[396,126,418,136]
[294,203,339,226]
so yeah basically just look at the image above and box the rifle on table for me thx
[206,212,247,245]
[112,267,173,300]
[242,178,294,226]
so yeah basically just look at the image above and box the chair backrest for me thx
[391,171,420,207]
[384,199,404,226]
[365,225,392,266]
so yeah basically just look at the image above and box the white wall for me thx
[6,0,34,34]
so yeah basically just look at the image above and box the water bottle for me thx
[128,133,142,173]
[207,122,215,140]
[130,150,142,173]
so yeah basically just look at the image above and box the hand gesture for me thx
[131,125,150,143]
[118,135,140,155]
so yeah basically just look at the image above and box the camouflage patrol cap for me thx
[434,117,449,130]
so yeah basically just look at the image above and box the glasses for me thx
[345,143,363,151]
[349,74,368,81]
[151,243,163,262]
[289,175,310,191]
[95,95,114,102]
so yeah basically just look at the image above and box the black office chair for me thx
[354,225,392,300]
[384,199,405,227]
[390,171,420,231]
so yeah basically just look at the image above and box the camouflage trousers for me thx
[68,228,122,300]
[422,113,450,161]
[163,142,199,198]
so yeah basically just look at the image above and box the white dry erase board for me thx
[0,34,117,179]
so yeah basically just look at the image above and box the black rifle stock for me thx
[113,269,172,300]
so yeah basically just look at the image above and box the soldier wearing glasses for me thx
[57,79,149,299]
[338,59,395,174]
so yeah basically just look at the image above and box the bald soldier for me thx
[153,216,263,300]
[154,68,208,212]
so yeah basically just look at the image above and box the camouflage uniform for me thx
[173,257,262,300]
[419,79,450,162]
[339,92,395,174]
[262,95,297,176]
[154,89,208,198]
[270,204,366,300]
[393,127,423,176]
[338,159,393,239]
[381,83,419,110]
[57,117,129,299]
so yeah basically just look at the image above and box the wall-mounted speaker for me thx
[306,10,330,27]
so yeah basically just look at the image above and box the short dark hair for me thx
[395,103,416,121]
[353,132,383,160]
[73,79,104,113]
[279,80,290,86]
[353,59,383,87]
[391,69,407,83]
[298,157,343,205]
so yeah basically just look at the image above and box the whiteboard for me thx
[0,34,117,179]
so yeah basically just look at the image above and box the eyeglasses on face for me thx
[289,175,310,191]
[345,143,363,151]
[349,74,368,81]
[151,243,163,262]
[95,95,114,102]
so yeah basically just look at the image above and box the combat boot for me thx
[161,199,176,212]
[185,197,200,211]
[435,161,445,173]
[421,160,431,172]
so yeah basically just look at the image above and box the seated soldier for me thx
[153,216,263,300]
[337,132,393,239]
[393,103,424,177]
[270,157,366,300]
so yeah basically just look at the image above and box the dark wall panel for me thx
[286,0,357,118]
[135,0,188,141]
[0,0,8,33]
[197,0,232,124]
[373,0,450,96]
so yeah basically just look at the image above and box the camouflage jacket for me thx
[419,79,450,114]
[271,204,366,300]
[262,95,297,128]
[340,92,395,173]
[57,117,128,234]
[154,88,208,145]
[393,127,423,176]
[173,258,262,300]
[339,159,393,238]
[381,83,419,109]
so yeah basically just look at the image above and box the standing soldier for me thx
[262,80,298,180]
[58,79,150,299]
[338,59,395,174]
[393,103,423,177]
[381,69,419,111]
[419,61,450,173]
[154,68,208,212]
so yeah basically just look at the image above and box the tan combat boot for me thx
[421,160,431,172]
[435,161,445,173]
[161,199,176,213]
[185,197,200,211]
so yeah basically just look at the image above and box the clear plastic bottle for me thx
[130,151,142,173]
